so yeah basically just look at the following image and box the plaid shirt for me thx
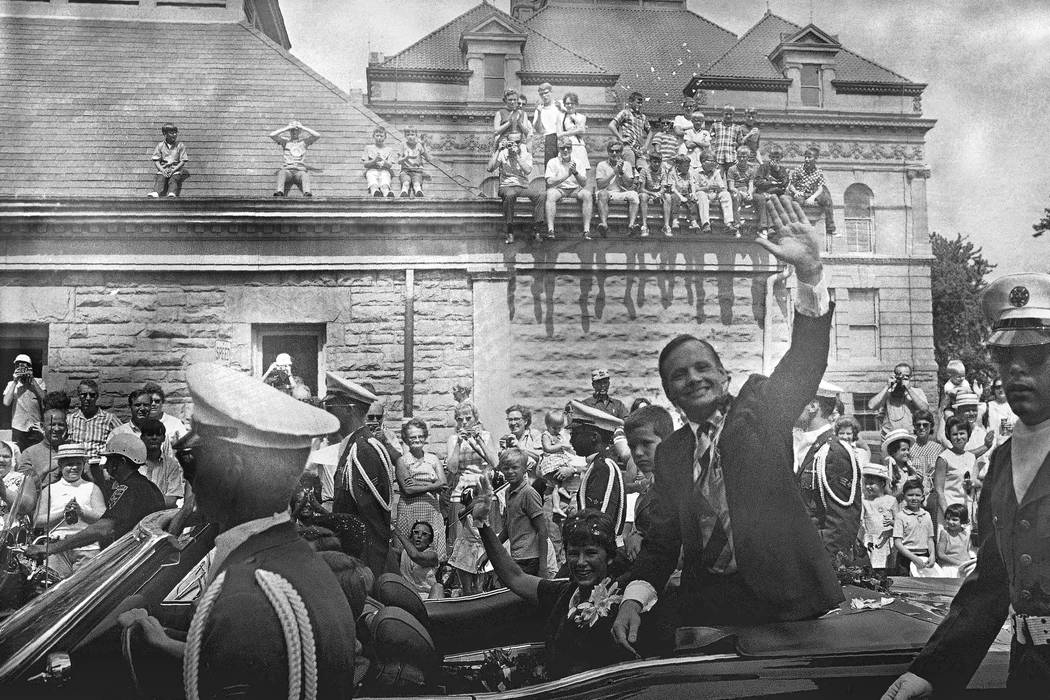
[710,121,742,164]
[788,165,828,198]
[650,131,679,162]
[67,408,123,459]
[612,108,651,150]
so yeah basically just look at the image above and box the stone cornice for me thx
[690,76,791,92]
[366,66,472,85]
[517,71,618,87]
[832,80,926,96]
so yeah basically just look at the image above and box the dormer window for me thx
[800,65,821,107]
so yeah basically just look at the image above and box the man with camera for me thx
[3,354,46,451]
[867,361,930,432]
[487,138,545,244]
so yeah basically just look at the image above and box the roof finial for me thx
[809,0,814,23]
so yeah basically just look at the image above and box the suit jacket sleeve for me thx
[754,305,833,437]
[626,436,683,594]
[908,455,1010,691]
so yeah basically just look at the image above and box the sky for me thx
[283,0,1050,278]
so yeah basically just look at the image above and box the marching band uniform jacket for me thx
[333,426,396,579]
[910,439,1050,693]
[797,429,862,560]
[189,521,356,699]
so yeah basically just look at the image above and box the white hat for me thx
[187,363,338,449]
[275,353,293,366]
[953,391,980,408]
[815,380,844,399]
[982,273,1050,347]
[880,428,915,456]
[57,443,87,461]
[862,462,888,481]
[13,354,31,365]
[324,371,379,406]
[568,400,623,433]
[591,368,611,382]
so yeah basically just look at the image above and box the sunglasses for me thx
[79,392,98,398]
[559,146,573,150]
[990,344,1050,367]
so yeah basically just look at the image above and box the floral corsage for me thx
[566,578,623,629]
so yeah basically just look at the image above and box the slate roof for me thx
[704,12,914,84]
[0,16,480,198]
[379,3,605,75]
[524,4,739,108]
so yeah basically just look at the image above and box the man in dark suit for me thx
[612,194,842,655]
[120,363,356,700]
[884,273,1050,698]
[324,371,400,580]
[794,381,863,562]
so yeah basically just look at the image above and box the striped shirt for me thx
[67,408,123,459]
[788,165,828,198]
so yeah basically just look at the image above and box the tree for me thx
[930,232,996,391]
[1034,206,1050,237]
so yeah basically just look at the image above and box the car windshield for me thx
[0,512,199,681]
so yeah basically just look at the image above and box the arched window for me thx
[842,183,875,253]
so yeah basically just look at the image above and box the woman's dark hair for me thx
[563,91,579,105]
[887,438,911,456]
[834,415,860,436]
[944,502,969,525]
[143,382,165,402]
[912,409,935,427]
[629,397,652,413]
[401,417,429,443]
[561,508,616,559]
[945,416,972,439]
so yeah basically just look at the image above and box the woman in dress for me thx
[558,92,589,175]
[445,401,498,558]
[395,418,446,559]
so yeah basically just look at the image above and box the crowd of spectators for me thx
[145,87,838,248]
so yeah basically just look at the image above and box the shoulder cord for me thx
[183,570,318,700]
[814,441,860,510]
[184,572,226,700]
[349,440,392,512]
[577,457,624,530]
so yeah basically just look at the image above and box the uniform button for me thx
[1020,520,1032,531]
[1021,589,1033,601]
[993,514,999,526]
[1020,554,1033,566]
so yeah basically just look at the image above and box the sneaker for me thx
[166,192,178,198]
[726,221,740,238]
[688,220,701,232]
[414,189,424,198]
[627,223,642,237]
[827,224,839,237]
[400,190,410,198]
[372,190,383,198]
[582,230,593,241]
[505,232,515,244]
[385,191,396,199]
[701,222,712,234]
[640,225,650,238]
[663,225,673,238]
[671,220,681,231]
[545,229,557,240]
[757,228,769,239]
[597,223,609,238]
[147,192,160,198]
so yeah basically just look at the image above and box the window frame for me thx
[483,54,506,100]
[846,288,880,361]
[800,64,822,107]
[833,183,876,254]
[250,323,327,398]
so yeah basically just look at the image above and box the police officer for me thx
[179,363,355,700]
[570,400,628,538]
[324,371,400,580]
[884,273,1050,698]
[794,381,862,562]
[580,369,629,420]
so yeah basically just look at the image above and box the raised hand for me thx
[472,473,494,523]
[757,194,823,283]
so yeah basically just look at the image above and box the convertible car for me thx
[0,512,1011,699]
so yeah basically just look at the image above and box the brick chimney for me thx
[510,0,548,21]
[368,51,385,65]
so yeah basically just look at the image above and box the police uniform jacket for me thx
[575,451,626,535]
[910,438,1050,692]
[191,521,356,699]
[797,429,862,560]
[333,426,395,578]
[630,308,843,623]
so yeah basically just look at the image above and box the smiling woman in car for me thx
[471,475,634,681]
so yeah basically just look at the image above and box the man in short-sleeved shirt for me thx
[500,449,548,577]
[608,92,652,167]
[892,503,935,554]
[67,380,122,460]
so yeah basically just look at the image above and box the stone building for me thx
[1,0,935,449]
